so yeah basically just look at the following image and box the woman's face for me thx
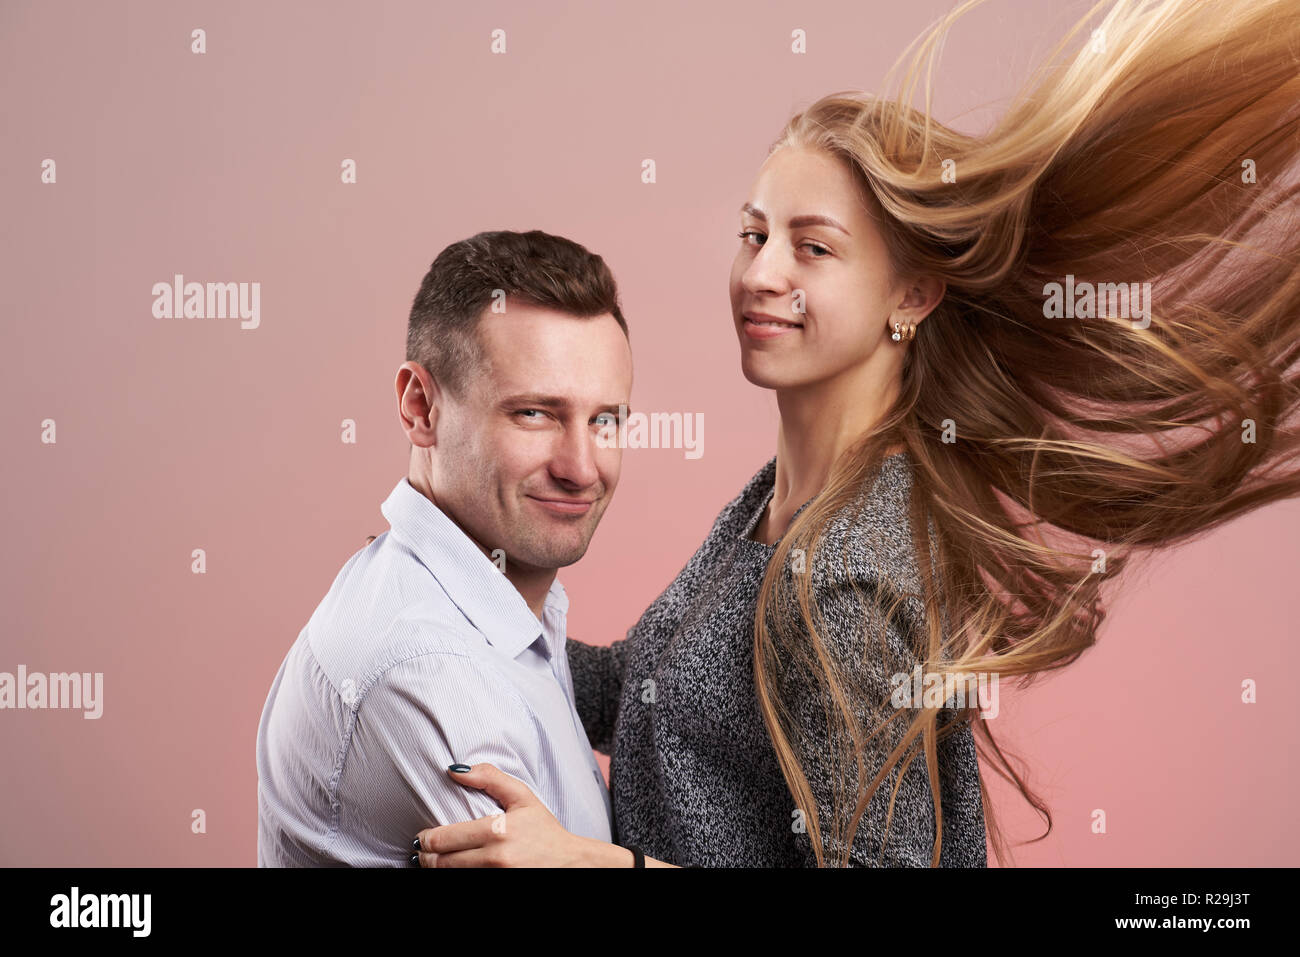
[729,145,904,391]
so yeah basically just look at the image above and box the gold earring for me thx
[906,321,916,341]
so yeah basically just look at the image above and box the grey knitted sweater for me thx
[567,452,988,867]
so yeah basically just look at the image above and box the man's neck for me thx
[408,468,555,621]
[501,565,556,621]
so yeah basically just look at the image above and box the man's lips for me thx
[526,495,596,515]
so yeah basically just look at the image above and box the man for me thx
[256,229,633,866]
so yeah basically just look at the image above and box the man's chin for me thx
[509,530,595,571]
[527,542,592,570]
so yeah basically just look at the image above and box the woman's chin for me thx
[739,354,796,391]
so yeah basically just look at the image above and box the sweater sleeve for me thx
[783,578,987,867]
[566,636,630,756]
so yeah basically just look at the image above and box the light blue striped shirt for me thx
[256,477,613,866]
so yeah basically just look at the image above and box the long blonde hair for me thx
[754,0,1300,866]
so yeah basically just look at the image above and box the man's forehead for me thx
[475,307,629,375]
[477,303,620,338]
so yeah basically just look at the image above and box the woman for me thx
[415,0,1300,867]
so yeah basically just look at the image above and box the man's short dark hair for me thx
[406,229,628,396]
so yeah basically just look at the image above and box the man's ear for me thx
[397,361,441,448]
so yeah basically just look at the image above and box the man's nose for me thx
[549,423,600,490]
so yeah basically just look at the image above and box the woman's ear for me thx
[892,275,946,329]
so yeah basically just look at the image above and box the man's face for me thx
[430,300,633,573]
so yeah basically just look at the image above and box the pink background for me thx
[2,0,1296,867]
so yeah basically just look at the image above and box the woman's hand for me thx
[413,763,606,867]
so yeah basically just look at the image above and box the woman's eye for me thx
[737,230,829,257]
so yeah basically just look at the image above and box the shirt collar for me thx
[380,478,567,660]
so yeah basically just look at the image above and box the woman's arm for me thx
[782,578,985,867]
[414,763,680,867]
[565,636,630,755]
[933,707,987,867]
[571,839,677,868]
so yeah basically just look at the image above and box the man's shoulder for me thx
[300,543,487,702]
[311,605,484,696]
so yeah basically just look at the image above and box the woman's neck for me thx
[765,352,902,538]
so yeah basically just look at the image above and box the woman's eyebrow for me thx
[740,202,851,236]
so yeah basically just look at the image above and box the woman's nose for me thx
[742,242,791,296]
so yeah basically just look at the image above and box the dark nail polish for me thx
[412,838,421,850]
[448,763,471,773]
[409,854,418,865]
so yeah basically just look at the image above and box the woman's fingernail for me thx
[411,838,421,850]
[448,763,471,773]
[409,854,418,865]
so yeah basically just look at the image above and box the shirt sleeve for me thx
[566,636,630,755]
[785,578,986,868]
[330,650,547,866]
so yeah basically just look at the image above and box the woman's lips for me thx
[527,495,594,515]
[742,315,803,339]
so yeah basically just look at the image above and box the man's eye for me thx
[594,413,618,427]
[514,409,545,420]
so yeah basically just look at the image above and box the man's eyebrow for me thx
[740,202,850,236]
[499,394,631,417]
[500,393,568,409]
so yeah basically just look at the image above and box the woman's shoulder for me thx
[802,452,946,663]
[702,455,778,541]
[811,451,927,598]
